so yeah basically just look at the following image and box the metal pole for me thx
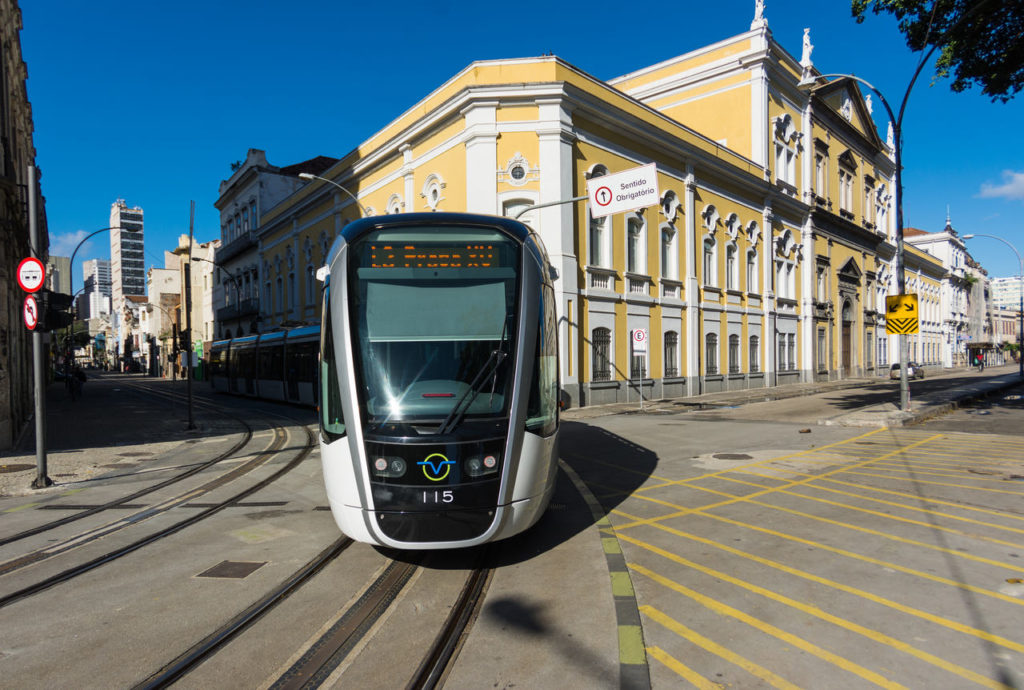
[185,202,196,430]
[28,166,51,488]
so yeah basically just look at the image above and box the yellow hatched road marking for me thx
[715,475,1024,549]
[646,646,724,689]
[615,434,943,532]
[2,502,40,513]
[858,462,1024,481]
[621,534,1014,689]
[616,516,1024,657]
[612,486,1024,605]
[837,470,1024,496]
[640,605,802,690]
[793,476,1024,523]
[790,481,1024,535]
[632,564,906,689]
[631,428,889,494]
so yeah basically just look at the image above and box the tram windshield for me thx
[348,226,520,430]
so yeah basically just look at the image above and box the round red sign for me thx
[24,294,39,330]
[17,257,46,293]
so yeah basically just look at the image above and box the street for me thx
[1,371,1023,688]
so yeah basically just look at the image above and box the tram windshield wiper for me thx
[437,321,510,436]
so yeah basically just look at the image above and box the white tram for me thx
[319,213,559,549]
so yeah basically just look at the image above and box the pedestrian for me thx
[975,352,984,372]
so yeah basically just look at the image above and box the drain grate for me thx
[713,453,753,460]
[196,561,267,579]
[117,452,154,457]
[0,464,34,474]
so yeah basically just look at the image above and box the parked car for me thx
[890,362,925,380]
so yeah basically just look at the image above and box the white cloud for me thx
[978,170,1024,201]
[48,230,94,259]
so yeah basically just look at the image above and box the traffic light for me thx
[38,289,74,332]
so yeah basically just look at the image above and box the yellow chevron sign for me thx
[886,294,919,334]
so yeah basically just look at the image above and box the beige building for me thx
[229,9,944,407]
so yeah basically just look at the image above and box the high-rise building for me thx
[82,258,111,319]
[109,199,145,319]
[991,276,1024,312]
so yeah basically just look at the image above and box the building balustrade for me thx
[216,297,260,322]
[215,230,257,264]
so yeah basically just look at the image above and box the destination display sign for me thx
[369,244,500,269]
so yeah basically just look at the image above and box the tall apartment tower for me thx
[109,199,145,319]
[82,258,112,319]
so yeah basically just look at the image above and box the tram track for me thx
[0,410,317,610]
[0,380,255,549]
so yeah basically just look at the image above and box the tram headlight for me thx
[465,454,499,478]
[371,457,407,478]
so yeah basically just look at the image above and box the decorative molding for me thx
[661,190,681,224]
[702,204,720,232]
[421,173,446,210]
[497,152,539,186]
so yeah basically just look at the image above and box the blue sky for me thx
[20,1,1024,290]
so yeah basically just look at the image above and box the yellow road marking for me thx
[614,434,943,531]
[715,475,1024,548]
[646,646,724,689]
[857,463,1024,481]
[632,564,906,689]
[616,517,1024,657]
[641,606,802,690]
[802,477,1024,522]
[618,625,646,665]
[837,470,1024,495]
[621,533,1013,689]
[2,502,40,513]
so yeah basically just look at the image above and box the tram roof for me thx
[340,212,532,244]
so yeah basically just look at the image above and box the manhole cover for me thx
[196,561,267,579]
[712,453,753,460]
[0,464,34,474]
[117,452,154,457]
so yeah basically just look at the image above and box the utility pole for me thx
[185,202,196,430]
[28,166,51,488]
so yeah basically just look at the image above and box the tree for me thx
[852,0,1024,102]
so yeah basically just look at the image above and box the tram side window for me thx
[291,342,318,383]
[526,285,558,436]
[209,348,226,378]
[260,344,284,381]
[320,286,346,441]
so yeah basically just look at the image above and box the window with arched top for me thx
[726,244,738,290]
[661,225,678,281]
[627,214,645,275]
[664,331,679,378]
[703,237,717,287]
[592,327,611,381]
[749,335,760,373]
[729,334,740,374]
[706,333,719,375]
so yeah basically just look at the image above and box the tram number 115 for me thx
[423,490,454,504]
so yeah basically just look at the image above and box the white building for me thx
[905,220,975,367]
[991,276,1024,312]
[213,149,336,339]
[82,258,111,319]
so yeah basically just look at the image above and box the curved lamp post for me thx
[962,233,1024,378]
[798,72,914,410]
[297,172,369,217]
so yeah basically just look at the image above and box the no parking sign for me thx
[631,328,648,352]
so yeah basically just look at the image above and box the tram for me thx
[319,212,559,549]
[208,326,319,406]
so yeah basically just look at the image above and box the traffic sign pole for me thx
[27,165,51,488]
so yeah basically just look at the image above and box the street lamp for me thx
[799,72,914,410]
[962,234,1024,378]
[297,172,369,217]
[190,256,256,336]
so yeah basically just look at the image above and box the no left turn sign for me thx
[17,257,45,293]
[24,294,39,330]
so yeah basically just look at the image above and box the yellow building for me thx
[246,10,900,407]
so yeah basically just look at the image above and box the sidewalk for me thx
[562,364,1023,427]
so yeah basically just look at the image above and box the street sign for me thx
[886,293,920,335]
[17,257,45,293]
[632,328,648,353]
[586,163,659,218]
[23,294,39,330]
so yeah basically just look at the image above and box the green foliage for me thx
[852,0,1024,102]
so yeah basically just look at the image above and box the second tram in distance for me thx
[319,212,559,549]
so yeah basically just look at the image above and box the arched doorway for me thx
[842,300,853,376]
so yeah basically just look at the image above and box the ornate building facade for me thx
[228,7,937,408]
[0,0,47,448]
